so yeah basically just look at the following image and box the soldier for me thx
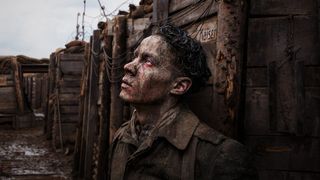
[108,24,257,180]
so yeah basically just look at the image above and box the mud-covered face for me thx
[119,35,177,104]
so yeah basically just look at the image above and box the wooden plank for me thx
[59,94,79,105]
[258,170,320,180]
[213,0,248,137]
[60,59,83,75]
[84,30,101,179]
[169,0,218,27]
[250,0,317,15]
[185,16,217,84]
[248,16,319,66]
[246,66,320,87]
[245,87,320,137]
[60,79,81,88]
[60,87,81,94]
[60,105,79,114]
[305,66,320,86]
[61,114,79,123]
[246,67,268,87]
[169,0,194,13]
[96,33,113,180]
[294,15,319,65]
[245,136,320,172]
[0,86,17,113]
[127,18,151,35]
[247,17,288,67]
[152,0,169,25]
[268,61,277,131]
[60,54,85,61]
[11,57,25,113]
[110,16,127,142]
[304,87,320,137]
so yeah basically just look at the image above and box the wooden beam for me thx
[214,0,247,137]
[11,57,25,113]
[83,30,101,179]
[20,64,48,73]
[109,15,127,143]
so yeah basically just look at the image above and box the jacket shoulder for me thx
[112,121,130,142]
[194,122,226,145]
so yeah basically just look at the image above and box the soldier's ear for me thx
[170,77,192,95]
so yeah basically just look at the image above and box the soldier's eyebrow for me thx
[141,52,159,64]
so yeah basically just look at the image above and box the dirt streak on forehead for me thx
[136,35,175,63]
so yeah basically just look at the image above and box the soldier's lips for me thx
[121,79,132,89]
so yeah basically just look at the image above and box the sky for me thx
[0,0,140,59]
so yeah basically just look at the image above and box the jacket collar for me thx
[156,106,200,150]
[118,105,200,151]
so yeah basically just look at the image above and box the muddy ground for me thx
[0,125,72,180]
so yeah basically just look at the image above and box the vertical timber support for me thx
[96,28,113,180]
[153,0,169,25]
[83,30,101,179]
[109,15,127,143]
[77,43,91,177]
[11,57,24,114]
[215,0,247,137]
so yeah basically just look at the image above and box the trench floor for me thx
[0,126,72,180]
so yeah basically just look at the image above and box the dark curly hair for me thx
[156,24,211,93]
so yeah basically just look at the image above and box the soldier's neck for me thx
[133,98,178,126]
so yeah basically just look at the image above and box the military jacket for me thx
[108,107,257,180]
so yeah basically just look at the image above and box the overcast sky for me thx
[0,0,139,59]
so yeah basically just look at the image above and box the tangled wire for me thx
[157,24,211,93]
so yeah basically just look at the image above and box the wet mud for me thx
[0,126,72,179]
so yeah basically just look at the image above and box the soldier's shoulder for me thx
[194,122,227,145]
[194,122,248,152]
[112,121,130,142]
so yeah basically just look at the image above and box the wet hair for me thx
[156,24,211,93]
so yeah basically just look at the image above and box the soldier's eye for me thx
[144,57,154,67]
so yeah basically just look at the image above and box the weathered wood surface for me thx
[248,16,319,67]
[245,88,320,137]
[169,0,218,27]
[185,16,217,84]
[60,58,84,75]
[83,30,101,179]
[96,33,113,180]
[245,136,320,172]
[152,0,169,25]
[250,0,318,15]
[214,0,247,137]
[245,0,320,178]
[258,170,320,180]
[0,86,17,113]
[109,15,127,143]
[11,57,25,113]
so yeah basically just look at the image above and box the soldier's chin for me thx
[119,91,132,102]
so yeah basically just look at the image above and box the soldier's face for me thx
[120,35,176,104]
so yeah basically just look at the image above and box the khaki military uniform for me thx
[108,106,257,180]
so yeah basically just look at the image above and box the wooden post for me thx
[83,30,101,179]
[153,0,169,25]
[74,43,90,176]
[109,15,127,143]
[96,32,113,180]
[46,53,56,139]
[11,57,25,113]
[215,0,247,137]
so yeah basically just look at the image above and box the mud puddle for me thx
[0,127,72,179]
